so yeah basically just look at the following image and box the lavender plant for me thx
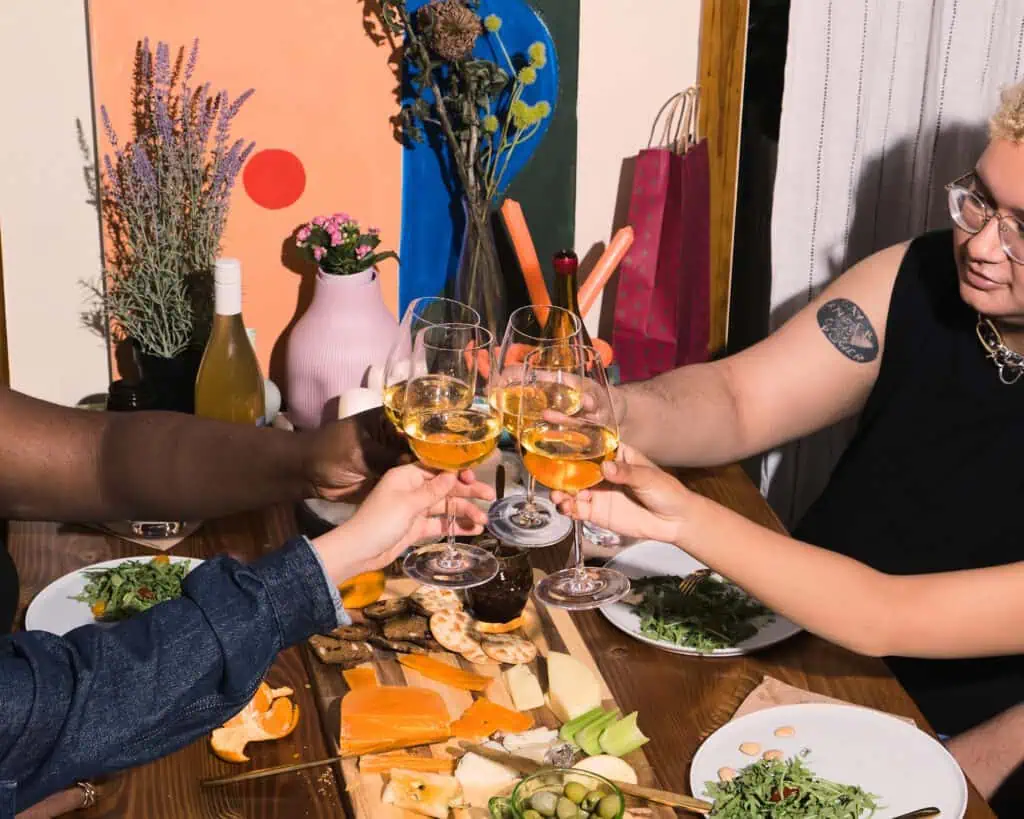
[96,39,254,359]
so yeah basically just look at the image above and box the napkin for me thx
[732,676,916,726]
[85,522,197,553]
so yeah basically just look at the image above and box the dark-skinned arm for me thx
[0,386,405,522]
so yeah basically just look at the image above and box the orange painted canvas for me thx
[87,0,402,377]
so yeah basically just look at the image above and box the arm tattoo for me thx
[816,298,879,363]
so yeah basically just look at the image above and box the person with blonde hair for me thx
[576,81,1024,805]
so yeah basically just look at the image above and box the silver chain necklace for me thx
[976,315,1024,384]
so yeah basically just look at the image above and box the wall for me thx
[0,0,109,405]
[87,0,402,380]
[575,0,703,338]
[0,0,705,402]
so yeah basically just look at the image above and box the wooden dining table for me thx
[9,463,994,818]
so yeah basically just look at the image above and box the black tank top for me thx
[795,229,1024,736]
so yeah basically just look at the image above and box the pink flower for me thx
[333,212,351,224]
[356,244,372,259]
[329,228,343,247]
[368,225,381,235]
[313,246,326,261]
[312,216,326,227]
[296,226,312,242]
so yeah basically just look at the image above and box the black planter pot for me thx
[137,347,203,414]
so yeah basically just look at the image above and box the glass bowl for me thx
[488,768,625,819]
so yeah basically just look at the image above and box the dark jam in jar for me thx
[464,538,533,624]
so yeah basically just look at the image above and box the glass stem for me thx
[522,474,537,511]
[436,494,462,570]
[566,494,589,593]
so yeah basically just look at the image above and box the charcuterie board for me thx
[303,569,675,818]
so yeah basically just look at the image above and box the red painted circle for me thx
[243,148,306,210]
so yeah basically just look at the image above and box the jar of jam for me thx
[464,537,533,624]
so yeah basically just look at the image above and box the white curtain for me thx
[764,0,1024,526]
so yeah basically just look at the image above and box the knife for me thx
[460,742,713,815]
[891,810,941,819]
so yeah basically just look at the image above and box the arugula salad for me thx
[628,573,773,653]
[73,556,191,620]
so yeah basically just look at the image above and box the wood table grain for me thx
[9,464,994,817]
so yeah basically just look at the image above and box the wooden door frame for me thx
[698,0,749,353]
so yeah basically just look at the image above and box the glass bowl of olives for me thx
[488,768,624,819]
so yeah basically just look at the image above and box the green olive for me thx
[529,790,558,817]
[581,790,604,811]
[556,796,580,819]
[563,781,588,804]
[523,811,544,819]
[596,794,622,819]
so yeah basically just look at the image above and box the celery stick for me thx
[577,710,620,756]
[559,707,608,743]
[599,712,649,757]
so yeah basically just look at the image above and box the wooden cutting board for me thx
[303,570,676,818]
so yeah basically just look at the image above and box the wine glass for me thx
[383,297,480,433]
[401,323,502,588]
[487,305,581,547]
[519,345,630,609]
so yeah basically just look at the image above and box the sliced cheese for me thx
[503,665,545,712]
[454,751,519,807]
[382,769,463,819]
[546,652,602,722]
[571,754,639,785]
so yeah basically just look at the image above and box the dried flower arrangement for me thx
[96,39,254,359]
[378,0,554,332]
[295,213,398,275]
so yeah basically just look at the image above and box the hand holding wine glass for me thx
[518,344,630,609]
[400,323,503,588]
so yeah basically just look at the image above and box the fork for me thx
[678,568,713,596]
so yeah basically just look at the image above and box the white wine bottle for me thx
[195,258,266,425]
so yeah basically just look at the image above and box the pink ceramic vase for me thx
[285,267,399,429]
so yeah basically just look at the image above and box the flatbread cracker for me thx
[481,633,537,665]
[429,610,481,656]
[411,586,463,614]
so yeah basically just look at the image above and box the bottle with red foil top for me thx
[550,250,594,348]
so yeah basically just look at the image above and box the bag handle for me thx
[678,86,701,153]
[648,92,687,151]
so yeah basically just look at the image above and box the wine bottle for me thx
[195,258,266,425]
[550,250,594,347]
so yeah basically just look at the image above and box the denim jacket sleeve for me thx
[0,537,342,815]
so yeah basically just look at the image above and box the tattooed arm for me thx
[615,242,908,466]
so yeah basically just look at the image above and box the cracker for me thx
[481,633,537,665]
[429,609,482,656]
[411,586,463,615]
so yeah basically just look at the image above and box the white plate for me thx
[599,539,801,656]
[690,703,967,818]
[25,555,200,635]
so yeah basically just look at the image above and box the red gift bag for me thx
[613,88,711,381]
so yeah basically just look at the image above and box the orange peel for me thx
[210,682,299,763]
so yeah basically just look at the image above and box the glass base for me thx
[486,496,572,548]
[402,542,499,589]
[534,566,631,611]
[583,522,622,547]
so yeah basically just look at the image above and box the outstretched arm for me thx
[616,242,906,465]
[558,449,1024,660]
[0,386,405,522]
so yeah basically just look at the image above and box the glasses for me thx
[947,171,1024,264]
[383,298,481,433]
[400,323,502,589]
[519,345,630,610]
[486,305,581,547]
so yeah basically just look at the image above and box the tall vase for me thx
[455,200,507,341]
[285,267,399,430]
